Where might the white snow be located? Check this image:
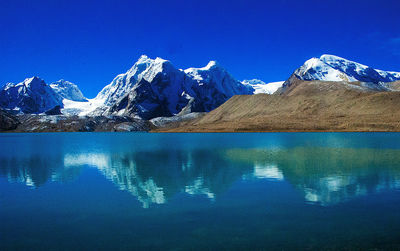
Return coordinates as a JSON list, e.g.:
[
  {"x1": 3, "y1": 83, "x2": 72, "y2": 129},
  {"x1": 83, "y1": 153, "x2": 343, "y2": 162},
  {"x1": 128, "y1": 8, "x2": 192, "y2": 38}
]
[
  {"x1": 298, "y1": 57, "x2": 357, "y2": 82},
  {"x1": 61, "y1": 98, "x2": 104, "y2": 116},
  {"x1": 95, "y1": 55, "x2": 174, "y2": 106},
  {"x1": 242, "y1": 79, "x2": 284, "y2": 94},
  {"x1": 50, "y1": 79, "x2": 87, "y2": 102},
  {"x1": 295, "y1": 54, "x2": 400, "y2": 83},
  {"x1": 184, "y1": 60, "x2": 253, "y2": 98}
]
